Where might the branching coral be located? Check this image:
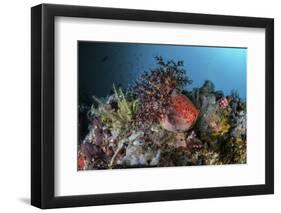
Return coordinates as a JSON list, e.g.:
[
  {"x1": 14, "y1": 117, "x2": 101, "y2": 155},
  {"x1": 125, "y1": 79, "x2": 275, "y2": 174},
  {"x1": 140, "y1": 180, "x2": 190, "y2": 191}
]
[{"x1": 133, "y1": 56, "x2": 192, "y2": 127}]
